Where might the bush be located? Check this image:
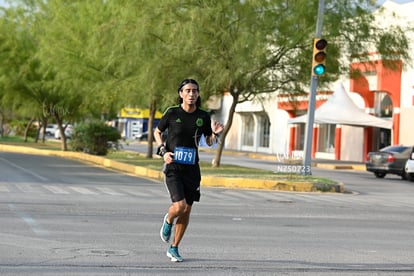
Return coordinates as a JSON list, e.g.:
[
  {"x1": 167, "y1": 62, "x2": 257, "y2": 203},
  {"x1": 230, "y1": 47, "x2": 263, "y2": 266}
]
[
  {"x1": 70, "y1": 121, "x2": 121, "y2": 155},
  {"x1": 9, "y1": 120, "x2": 38, "y2": 138}
]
